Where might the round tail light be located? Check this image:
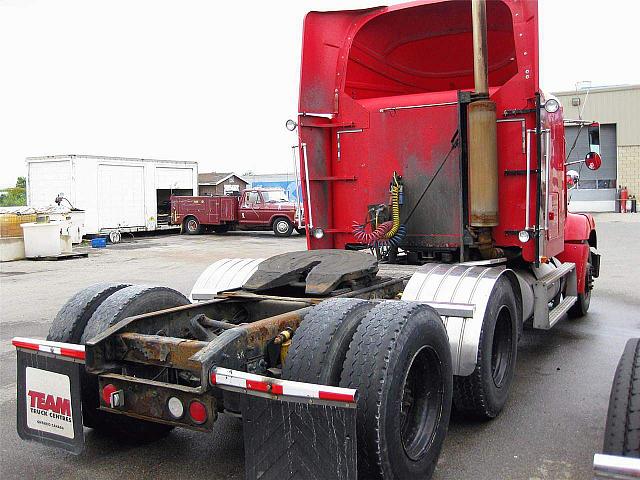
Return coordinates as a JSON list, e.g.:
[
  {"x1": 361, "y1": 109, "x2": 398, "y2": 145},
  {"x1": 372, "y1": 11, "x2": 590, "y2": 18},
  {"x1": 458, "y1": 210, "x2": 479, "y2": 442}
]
[
  {"x1": 102, "y1": 384, "x2": 118, "y2": 406},
  {"x1": 189, "y1": 400, "x2": 208, "y2": 424},
  {"x1": 167, "y1": 397, "x2": 184, "y2": 419}
]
